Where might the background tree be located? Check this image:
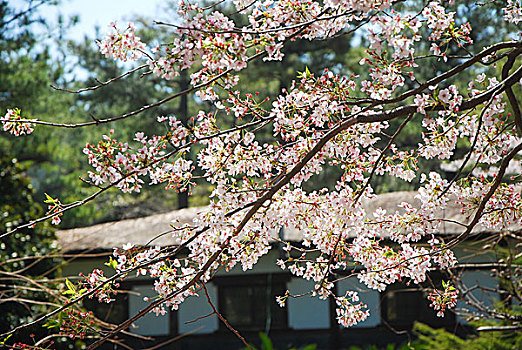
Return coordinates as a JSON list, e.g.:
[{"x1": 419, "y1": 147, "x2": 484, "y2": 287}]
[
  {"x1": 0, "y1": 149, "x2": 59, "y2": 341},
  {"x1": 0, "y1": 1, "x2": 67, "y2": 346}
]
